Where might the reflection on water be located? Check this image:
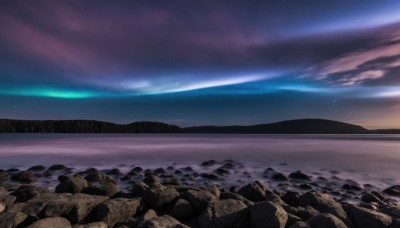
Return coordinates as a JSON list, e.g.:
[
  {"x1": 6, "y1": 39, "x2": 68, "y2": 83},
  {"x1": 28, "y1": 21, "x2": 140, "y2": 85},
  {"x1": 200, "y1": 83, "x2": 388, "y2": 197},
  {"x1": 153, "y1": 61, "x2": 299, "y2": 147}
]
[{"x1": 0, "y1": 134, "x2": 399, "y2": 188}]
